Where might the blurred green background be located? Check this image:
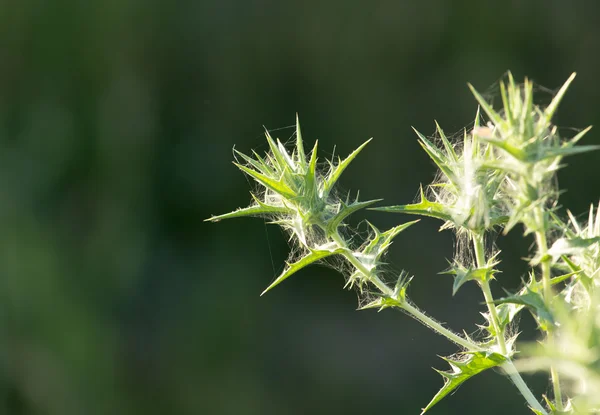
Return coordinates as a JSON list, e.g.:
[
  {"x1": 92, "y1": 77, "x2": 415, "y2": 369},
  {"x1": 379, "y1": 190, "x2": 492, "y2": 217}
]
[{"x1": 0, "y1": 1, "x2": 599, "y2": 414}]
